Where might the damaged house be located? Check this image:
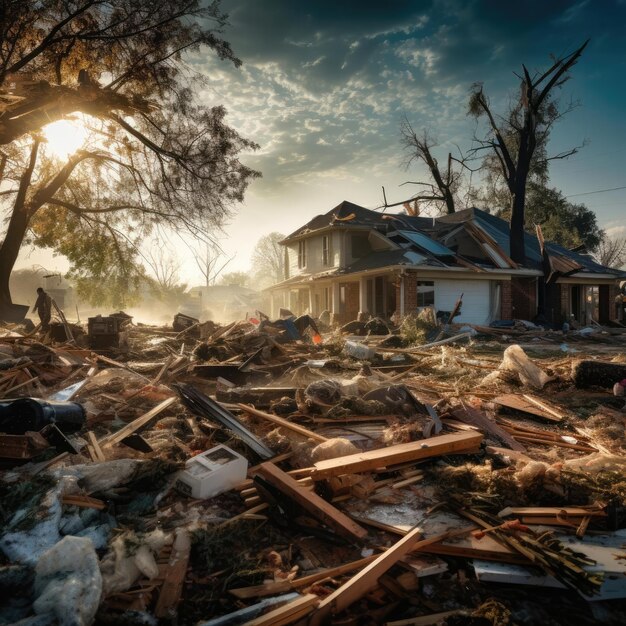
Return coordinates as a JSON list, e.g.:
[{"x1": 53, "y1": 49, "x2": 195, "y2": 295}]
[{"x1": 267, "y1": 201, "x2": 626, "y2": 326}]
